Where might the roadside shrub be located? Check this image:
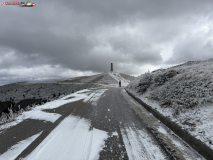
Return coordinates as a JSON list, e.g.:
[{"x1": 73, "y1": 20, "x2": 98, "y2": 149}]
[
  {"x1": 138, "y1": 71, "x2": 152, "y2": 93},
  {"x1": 154, "y1": 69, "x2": 178, "y2": 85},
  {"x1": 149, "y1": 78, "x2": 213, "y2": 109},
  {"x1": 0, "y1": 112, "x2": 7, "y2": 123}
]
